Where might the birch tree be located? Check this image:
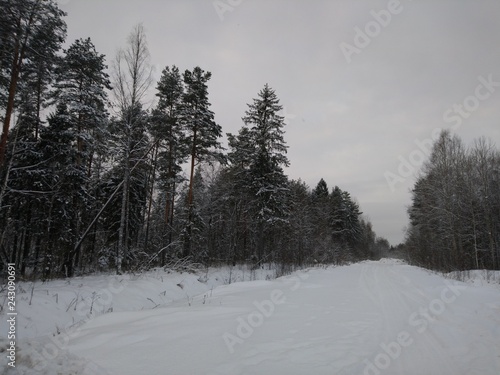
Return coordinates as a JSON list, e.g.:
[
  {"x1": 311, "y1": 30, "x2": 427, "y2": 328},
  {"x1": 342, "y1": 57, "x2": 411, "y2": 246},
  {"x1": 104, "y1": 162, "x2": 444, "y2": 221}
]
[{"x1": 111, "y1": 24, "x2": 153, "y2": 274}]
